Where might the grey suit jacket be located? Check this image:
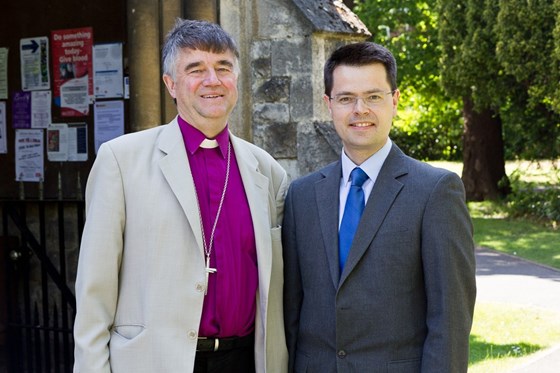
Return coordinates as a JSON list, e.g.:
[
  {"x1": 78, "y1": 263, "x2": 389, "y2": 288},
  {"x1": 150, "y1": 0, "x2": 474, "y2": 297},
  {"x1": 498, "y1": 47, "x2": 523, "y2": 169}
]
[
  {"x1": 283, "y1": 144, "x2": 476, "y2": 372},
  {"x1": 74, "y1": 118, "x2": 289, "y2": 372}
]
